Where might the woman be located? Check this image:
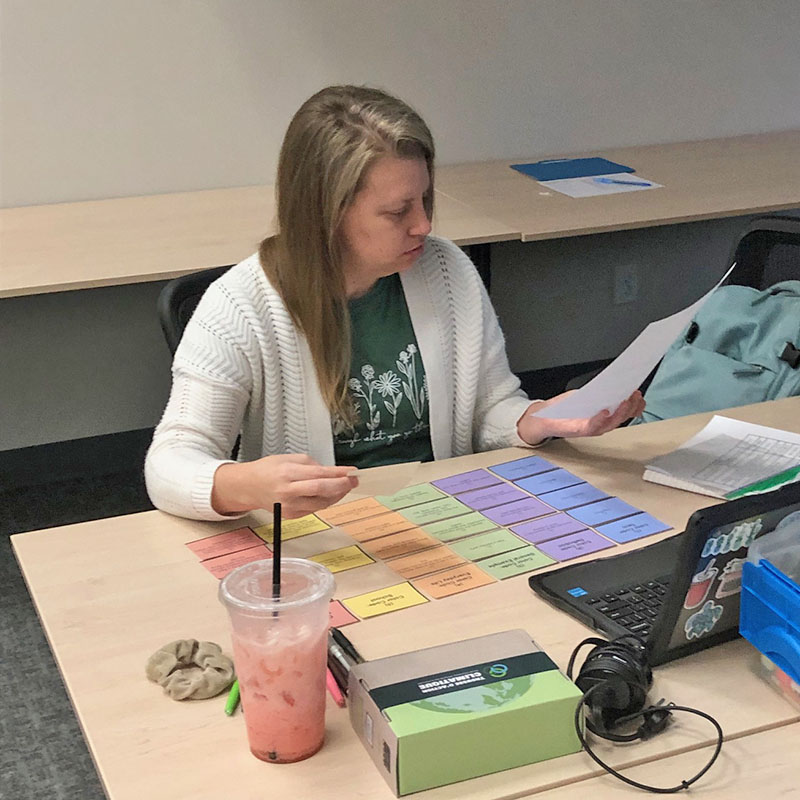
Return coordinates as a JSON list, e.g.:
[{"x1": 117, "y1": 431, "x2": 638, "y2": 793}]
[{"x1": 145, "y1": 85, "x2": 642, "y2": 521}]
